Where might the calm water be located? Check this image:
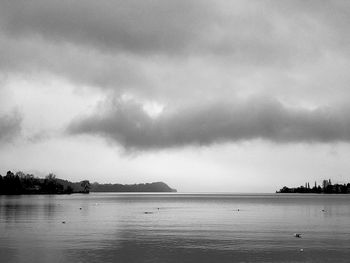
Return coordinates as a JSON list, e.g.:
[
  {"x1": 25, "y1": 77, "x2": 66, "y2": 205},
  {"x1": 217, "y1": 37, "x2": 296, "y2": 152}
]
[{"x1": 0, "y1": 193, "x2": 350, "y2": 263}]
